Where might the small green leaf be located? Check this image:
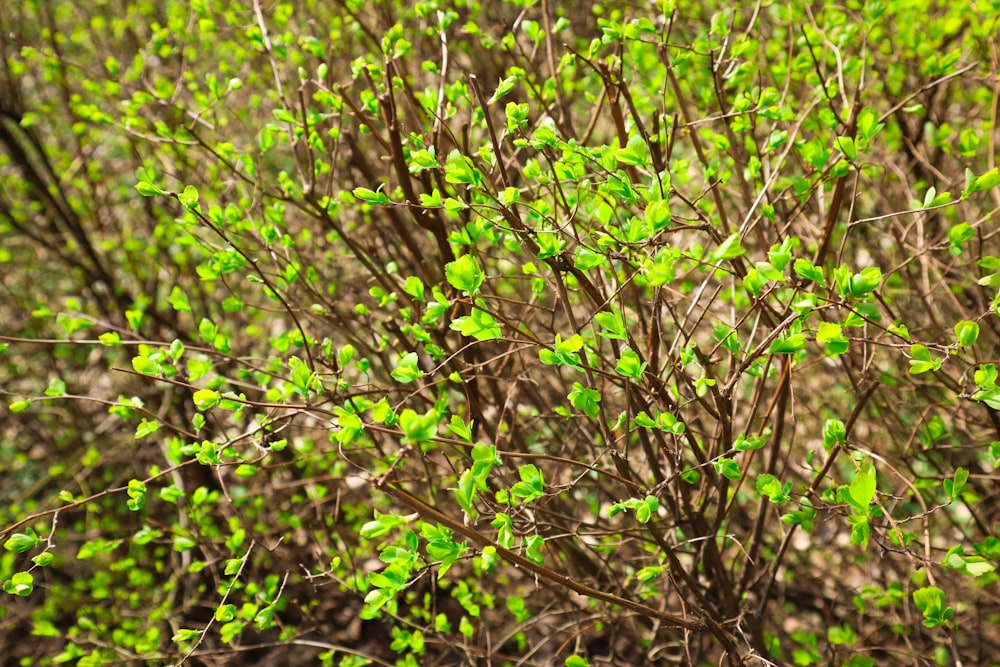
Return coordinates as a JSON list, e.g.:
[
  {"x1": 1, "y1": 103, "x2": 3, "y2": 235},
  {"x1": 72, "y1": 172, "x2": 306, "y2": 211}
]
[
  {"x1": 835, "y1": 136, "x2": 857, "y2": 161},
  {"x1": 954, "y1": 320, "x2": 979, "y2": 347},
  {"x1": 594, "y1": 309, "x2": 627, "y2": 340},
  {"x1": 847, "y1": 461, "x2": 877, "y2": 511},
  {"x1": 644, "y1": 199, "x2": 671, "y2": 231},
  {"x1": 215, "y1": 604, "x2": 237, "y2": 623},
  {"x1": 178, "y1": 185, "x2": 199, "y2": 209},
  {"x1": 3, "y1": 571, "x2": 34, "y2": 596},
  {"x1": 827, "y1": 624, "x2": 857, "y2": 646},
  {"x1": 568, "y1": 382, "x2": 601, "y2": 419},
  {"x1": 972, "y1": 167, "x2": 1000, "y2": 193},
  {"x1": 391, "y1": 352, "x2": 424, "y2": 383},
  {"x1": 769, "y1": 333, "x2": 806, "y2": 354},
  {"x1": 615, "y1": 347, "x2": 647, "y2": 379},
  {"x1": 710, "y1": 233, "x2": 745, "y2": 262},
  {"x1": 445, "y1": 254, "x2": 485, "y2": 295},
  {"x1": 131, "y1": 356, "x2": 159, "y2": 376},
  {"x1": 616, "y1": 134, "x2": 649, "y2": 166},
  {"x1": 944, "y1": 467, "x2": 969, "y2": 501},
  {"x1": 352, "y1": 187, "x2": 390, "y2": 204},
  {"x1": 908, "y1": 344, "x2": 940, "y2": 375},
  {"x1": 403, "y1": 276, "x2": 425, "y2": 301},
  {"x1": 715, "y1": 458, "x2": 741, "y2": 481},
  {"x1": 450, "y1": 302, "x2": 502, "y2": 340},
  {"x1": 135, "y1": 181, "x2": 164, "y2": 196},
  {"x1": 912, "y1": 586, "x2": 953, "y2": 627},
  {"x1": 192, "y1": 389, "x2": 220, "y2": 410},
  {"x1": 756, "y1": 474, "x2": 790, "y2": 503},
  {"x1": 793, "y1": 257, "x2": 826, "y2": 284},
  {"x1": 99, "y1": 331, "x2": 122, "y2": 346},
  {"x1": 31, "y1": 552, "x2": 54, "y2": 567},
  {"x1": 4, "y1": 530, "x2": 41, "y2": 553},
  {"x1": 733, "y1": 434, "x2": 766, "y2": 451},
  {"x1": 487, "y1": 75, "x2": 517, "y2": 105},
  {"x1": 447, "y1": 415, "x2": 473, "y2": 442},
  {"x1": 399, "y1": 408, "x2": 438, "y2": 444}
]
